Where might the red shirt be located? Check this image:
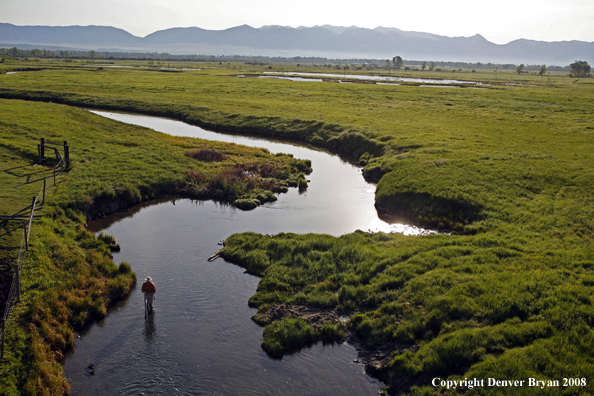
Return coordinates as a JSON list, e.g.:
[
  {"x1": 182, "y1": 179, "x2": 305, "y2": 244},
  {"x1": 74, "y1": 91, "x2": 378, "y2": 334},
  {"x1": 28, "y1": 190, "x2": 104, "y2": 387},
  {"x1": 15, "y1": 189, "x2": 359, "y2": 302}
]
[{"x1": 142, "y1": 281, "x2": 156, "y2": 294}]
